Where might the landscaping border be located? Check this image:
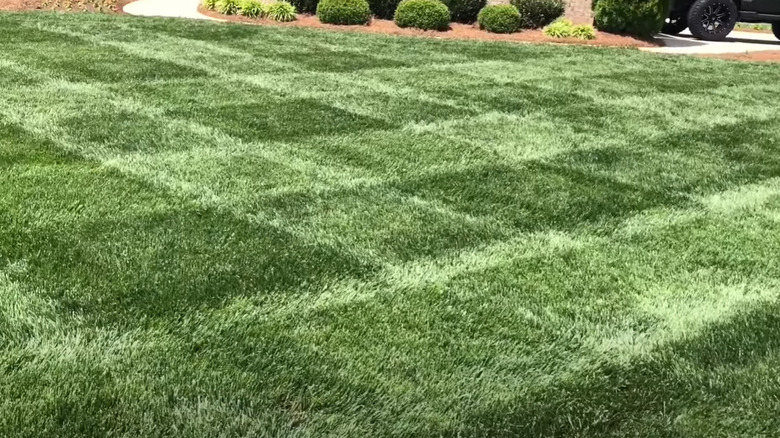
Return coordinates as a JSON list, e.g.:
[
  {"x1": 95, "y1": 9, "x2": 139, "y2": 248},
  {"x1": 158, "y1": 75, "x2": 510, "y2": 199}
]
[{"x1": 198, "y1": 7, "x2": 656, "y2": 47}]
